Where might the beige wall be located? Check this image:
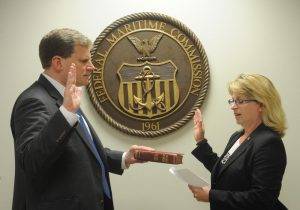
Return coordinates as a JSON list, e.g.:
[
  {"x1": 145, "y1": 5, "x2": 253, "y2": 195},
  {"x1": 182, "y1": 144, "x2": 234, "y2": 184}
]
[{"x1": 1, "y1": 0, "x2": 299, "y2": 209}]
